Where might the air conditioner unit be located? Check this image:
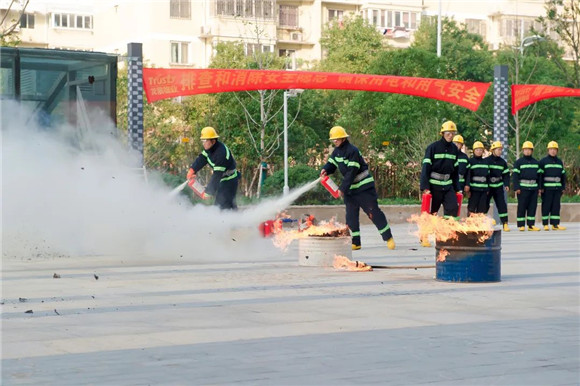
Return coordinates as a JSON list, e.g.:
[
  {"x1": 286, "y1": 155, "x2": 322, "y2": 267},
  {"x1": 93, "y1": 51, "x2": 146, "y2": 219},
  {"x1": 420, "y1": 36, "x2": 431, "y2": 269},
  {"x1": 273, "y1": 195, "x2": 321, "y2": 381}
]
[
  {"x1": 200, "y1": 25, "x2": 211, "y2": 36},
  {"x1": 290, "y1": 32, "x2": 302, "y2": 41}
]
